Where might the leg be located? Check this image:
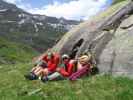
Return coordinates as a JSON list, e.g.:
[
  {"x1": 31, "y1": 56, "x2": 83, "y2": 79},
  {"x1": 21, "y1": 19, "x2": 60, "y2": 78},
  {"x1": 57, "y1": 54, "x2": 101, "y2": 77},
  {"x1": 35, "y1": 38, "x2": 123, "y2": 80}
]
[
  {"x1": 41, "y1": 72, "x2": 64, "y2": 82},
  {"x1": 47, "y1": 72, "x2": 63, "y2": 81},
  {"x1": 31, "y1": 66, "x2": 37, "y2": 72},
  {"x1": 24, "y1": 66, "x2": 42, "y2": 80},
  {"x1": 69, "y1": 67, "x2": 90, "y2": 81},
  {"x1": 34, "y1": 67, "x2": 43, "y2": 76}
]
